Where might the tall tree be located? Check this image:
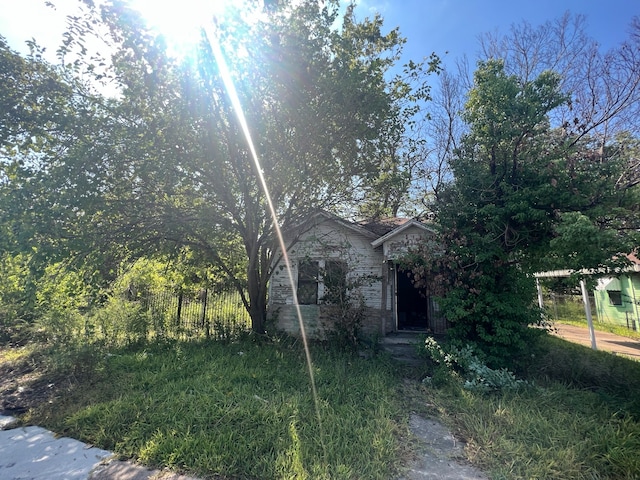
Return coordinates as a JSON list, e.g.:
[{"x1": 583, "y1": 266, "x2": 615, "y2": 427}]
[
  {"x1": 420, "y1": 14, "x2": 640, "y2": 218},
  {"x1": 478, "y1": 13, "x2": 640, "y2": 145},
  {"x1": 408, "y1": 61, "x2": 636, "y2": 366},
  {"x1": 356, "y1": 55, "x2": 441, "y2": 219},
  {"x1": 1, "y1": 0, "x2": 412, "y2": 333}
]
